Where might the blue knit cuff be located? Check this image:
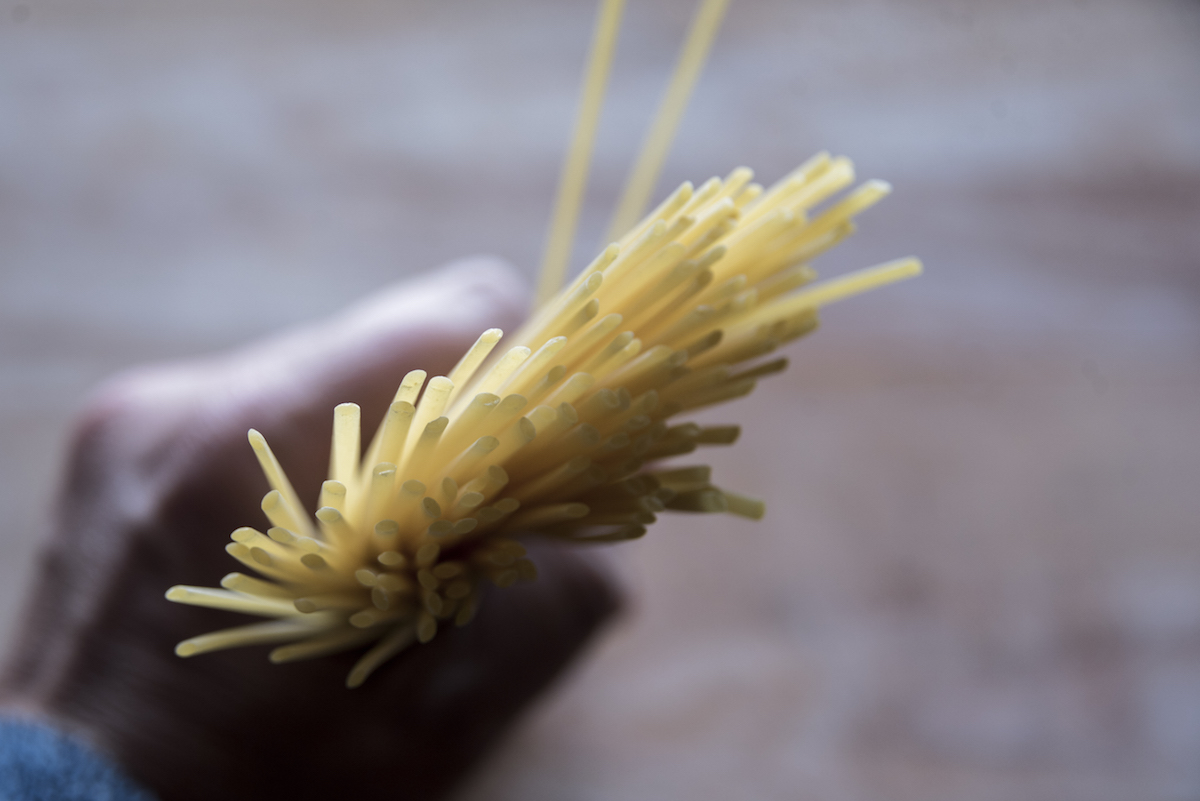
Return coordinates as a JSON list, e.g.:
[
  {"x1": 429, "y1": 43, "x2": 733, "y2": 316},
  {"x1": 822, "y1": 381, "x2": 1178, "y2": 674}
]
[{"x1": 0, "y1": 717, "x2": 156, "y2": 801}]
